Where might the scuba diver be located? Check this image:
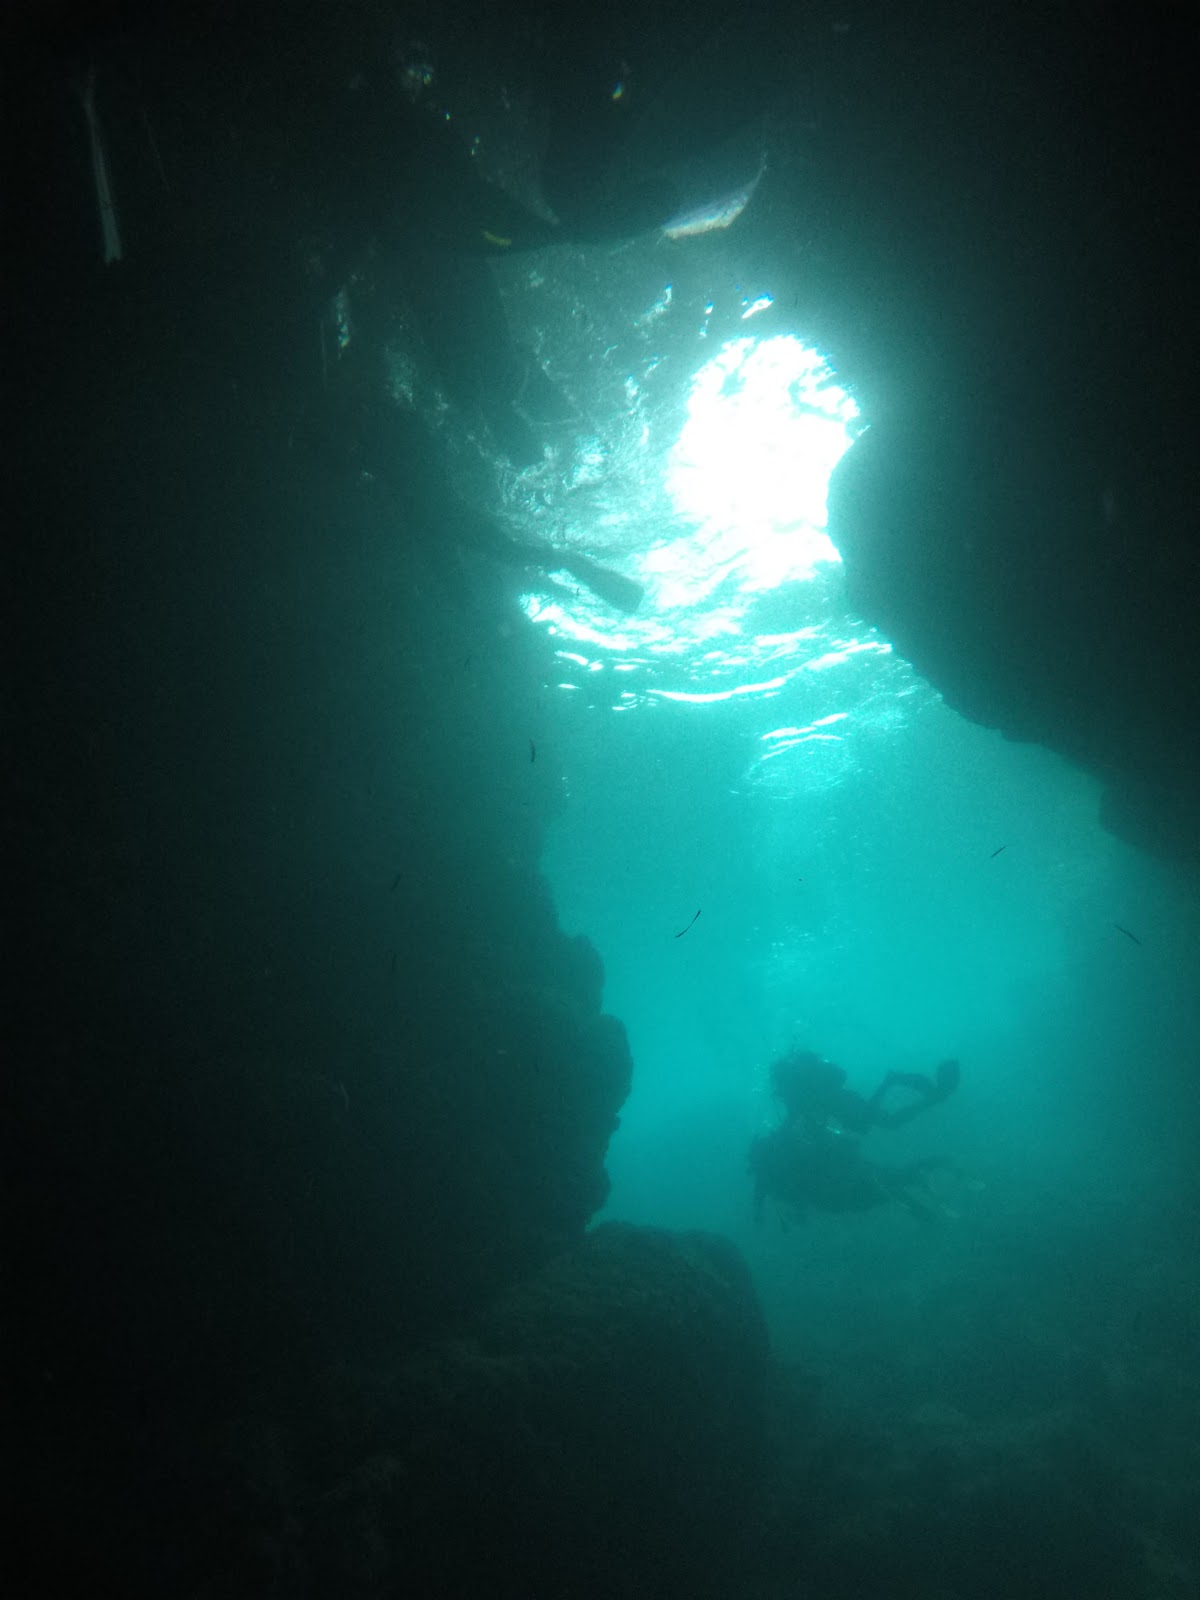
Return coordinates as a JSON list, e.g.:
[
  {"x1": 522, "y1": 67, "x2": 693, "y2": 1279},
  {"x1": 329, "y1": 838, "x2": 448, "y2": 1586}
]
[
  {"x1": 748, "y1": 1049, "x2": 961, "y2": 1224},
  {"x1": 769, "y1": 1048, "x2": 960, "y2": 1135}
]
